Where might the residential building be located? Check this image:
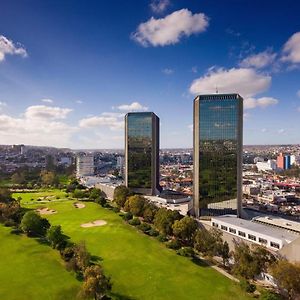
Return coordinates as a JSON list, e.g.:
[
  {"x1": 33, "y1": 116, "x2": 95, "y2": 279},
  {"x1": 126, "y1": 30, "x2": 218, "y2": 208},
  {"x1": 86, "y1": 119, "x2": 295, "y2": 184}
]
[
  {"x1": 193, "y1": 93, "x2": 243, "y2": 218},
  {"x1": 125, "y1": 112, "x2": 161, "y2": 195}
]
